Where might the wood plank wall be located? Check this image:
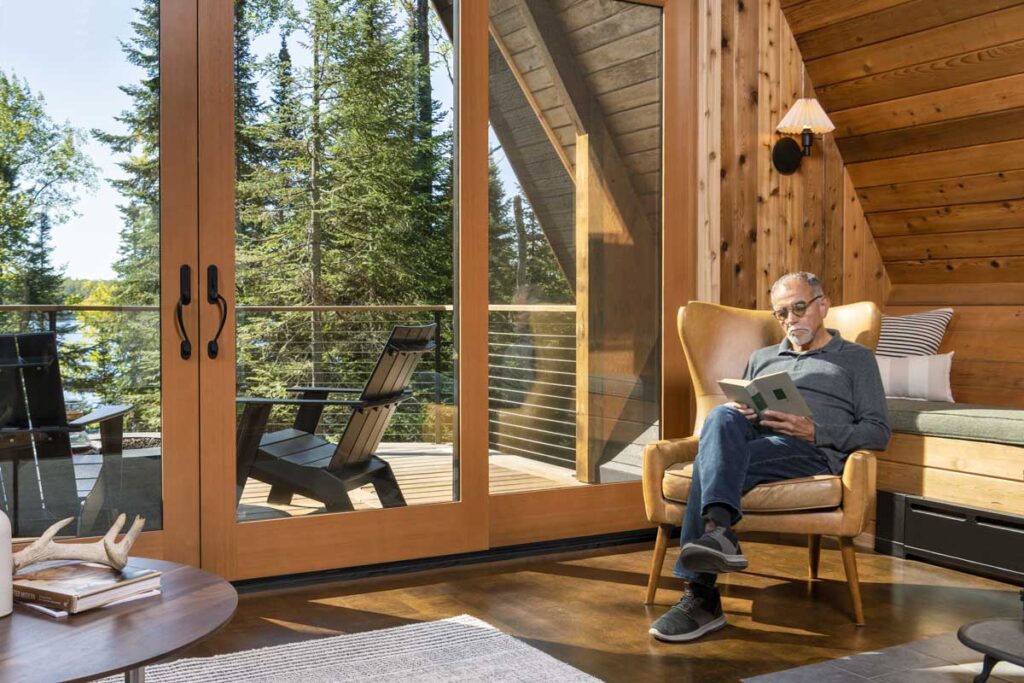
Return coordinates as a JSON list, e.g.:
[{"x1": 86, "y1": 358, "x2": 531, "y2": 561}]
[
  {"x1": 715, "y1": 0, "x2": 888, "y2": 310},
  {"x1": 782, "y1": 0, "x2": 1024, "y2": 408},
  {"x1": 788, "y1": 0, "x2": 1024, "y2": 298}
]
